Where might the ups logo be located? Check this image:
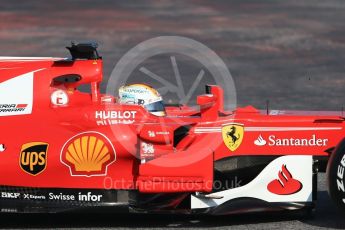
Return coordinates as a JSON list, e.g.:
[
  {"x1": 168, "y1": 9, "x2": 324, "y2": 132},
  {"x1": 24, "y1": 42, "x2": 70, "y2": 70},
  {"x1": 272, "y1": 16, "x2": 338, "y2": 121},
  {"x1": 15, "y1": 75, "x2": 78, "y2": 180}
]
[{"x1": 20, "y1": 142, "x2": 48, "y2": 176}]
